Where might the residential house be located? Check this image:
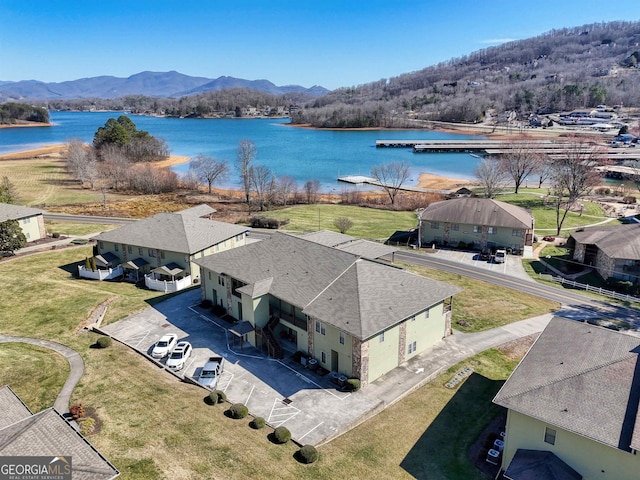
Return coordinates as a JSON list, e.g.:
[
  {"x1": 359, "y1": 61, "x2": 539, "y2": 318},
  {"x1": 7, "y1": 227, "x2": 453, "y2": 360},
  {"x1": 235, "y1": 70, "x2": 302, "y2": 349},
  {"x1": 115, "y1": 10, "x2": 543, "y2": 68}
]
[
  {"x1": 493, "y1": 317, "x2": 640, "y2": 480},
  {"x1": 0, "y1": 385, "x2": 119, "y2": 479},
  {"x1": 568, "y1": 224, "x2": 640, "y2": 282},
  {"x1": 418, "y1": 198, "x2": 534, "y2": 256},
  {"x1": 0, "y1": 202, "x2": 46, "y2": 242},
  {"x1": 195, "y1": 232, "x2": 461, "y2": 386},
  {"x1": 301, "y1": 230, "x2": 398, "y2": 260},
  {"x1": 84, "y1": 205, "x2": 249, "y2": 291}
]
